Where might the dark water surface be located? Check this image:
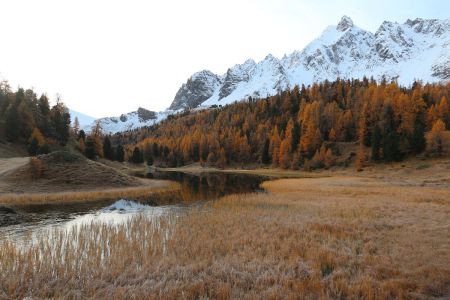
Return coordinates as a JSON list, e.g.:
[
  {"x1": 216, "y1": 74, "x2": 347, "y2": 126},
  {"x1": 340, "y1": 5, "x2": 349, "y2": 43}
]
[{"x1": 0, "y1": 171, "x2": 266, "y2": 240}]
